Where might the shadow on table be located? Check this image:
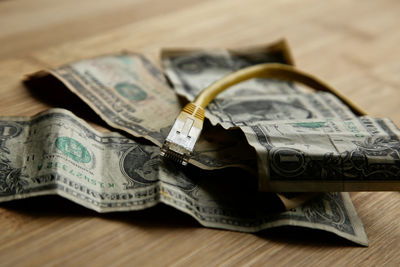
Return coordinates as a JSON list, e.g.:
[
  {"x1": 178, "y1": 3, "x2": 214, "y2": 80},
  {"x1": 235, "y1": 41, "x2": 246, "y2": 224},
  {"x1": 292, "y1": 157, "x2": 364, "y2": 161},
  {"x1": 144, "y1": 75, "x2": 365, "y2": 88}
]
[
  {"x1": 0, "y1": 195, "x2": 197, "y2": 230},
  {"x1": 24, "y1": 74, "x2": 111, "y2": 129},
  {"x1": 1, "y1": 195, "x2": 359, "y2": 247},
  {"x1": 257, "y1": 227, "x2": 359, "y2": 247}
]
